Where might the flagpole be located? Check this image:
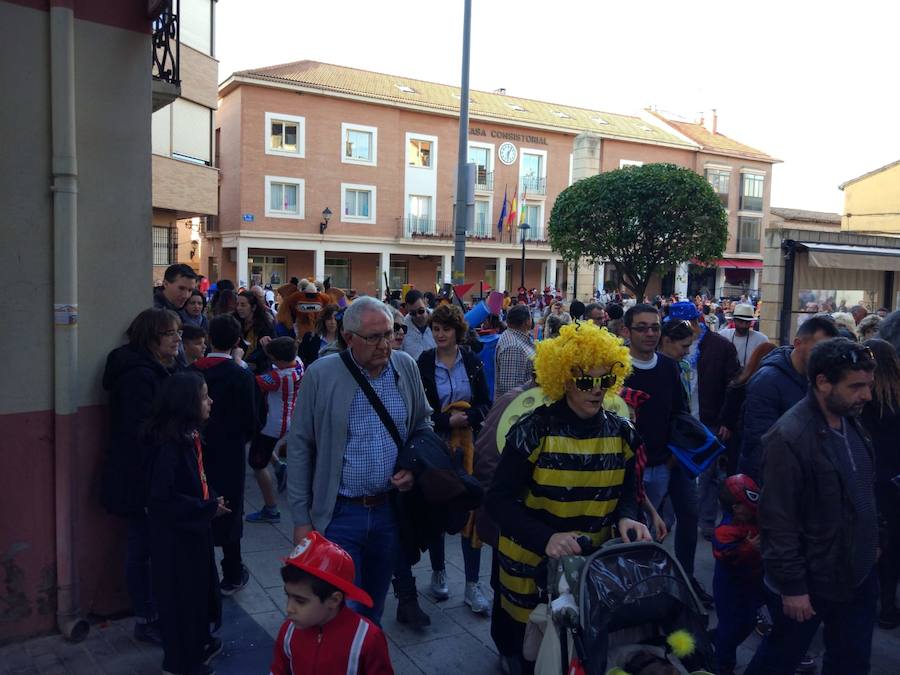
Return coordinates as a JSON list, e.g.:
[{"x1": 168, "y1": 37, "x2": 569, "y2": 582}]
[{"x1": 451, "y1": 0, "x2": 473, "y2": 287}]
